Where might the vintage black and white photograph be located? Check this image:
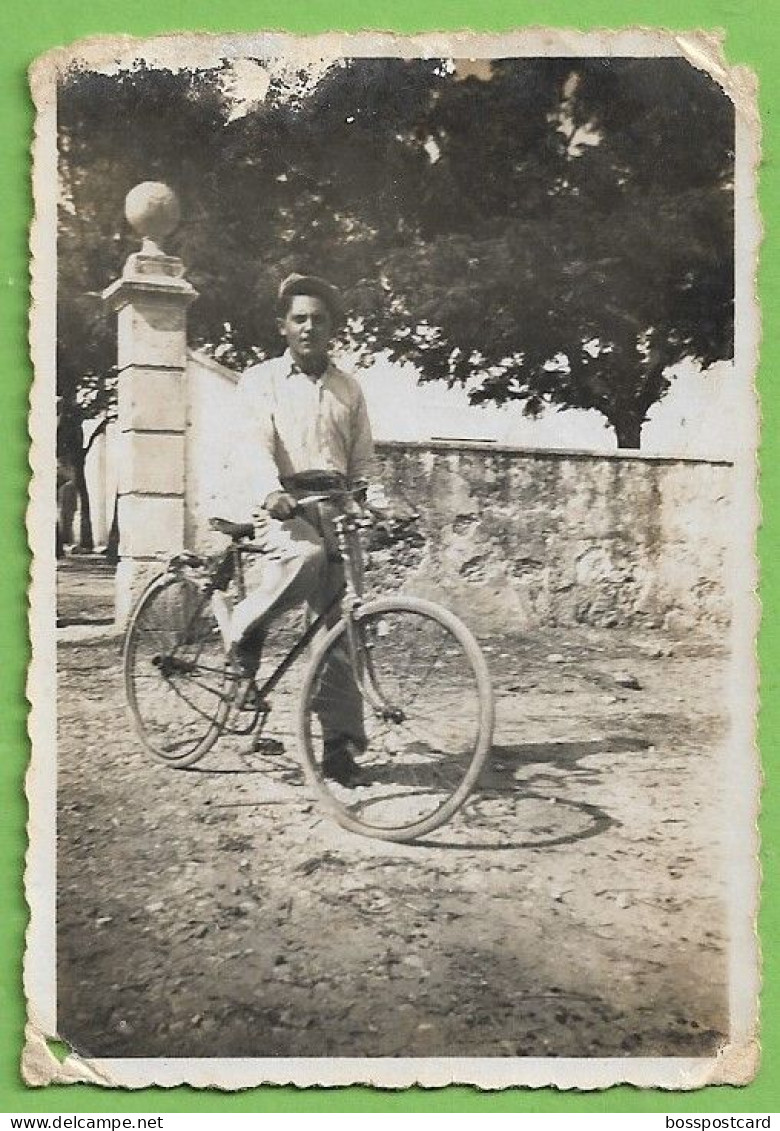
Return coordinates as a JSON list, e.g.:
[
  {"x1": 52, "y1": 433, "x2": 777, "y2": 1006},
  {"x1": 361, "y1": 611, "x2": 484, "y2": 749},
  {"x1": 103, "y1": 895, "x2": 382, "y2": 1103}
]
[{"x1": 26, "y1": 30, "x2": 759, "y2": 1089}]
